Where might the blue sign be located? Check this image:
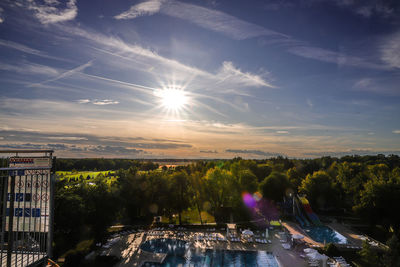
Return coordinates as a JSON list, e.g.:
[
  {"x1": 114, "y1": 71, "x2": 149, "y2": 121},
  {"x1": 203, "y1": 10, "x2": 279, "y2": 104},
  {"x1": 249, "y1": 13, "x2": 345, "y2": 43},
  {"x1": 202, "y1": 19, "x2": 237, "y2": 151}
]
[
  {"x1": 7, "y1": 193, "x2": 32, "y2": 202},
  {"x1": 6, "y1": 208, "x2": 41, "y2": 217}
]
